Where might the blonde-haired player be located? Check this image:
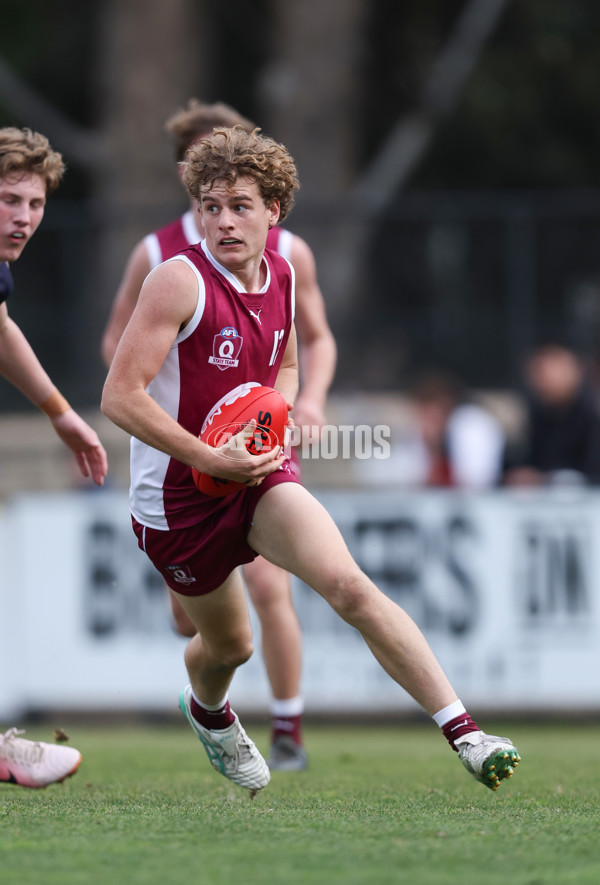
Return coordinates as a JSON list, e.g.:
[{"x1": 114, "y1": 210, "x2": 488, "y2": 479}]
[{"x1": 0, "y1": 126, "x2": 107, "y2": 788}]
